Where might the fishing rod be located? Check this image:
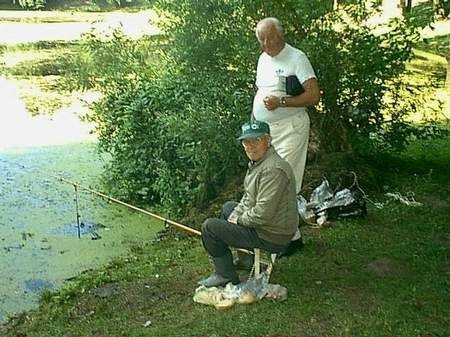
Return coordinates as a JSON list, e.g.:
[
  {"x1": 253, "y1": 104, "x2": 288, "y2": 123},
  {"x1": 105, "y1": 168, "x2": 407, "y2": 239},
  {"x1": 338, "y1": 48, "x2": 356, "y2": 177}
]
[
  {"x1": 0, "y1": 156, "x2": 200, "y2": 236},
  {"x1": 55, "y1": 176, "x2": 201, "y2": 237},
  {"x1": 56, "y1": 176, "x2": 255, "y2": 256},
  {"x1": 55, "y1": 176, "x2": 262, "y2": 255},
  {"x1": 1, "y1": 156, "x2": 255, "y2": 255},
  {"x1": 55, "y1": 176, "x2": 260, "y2": 255}
]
